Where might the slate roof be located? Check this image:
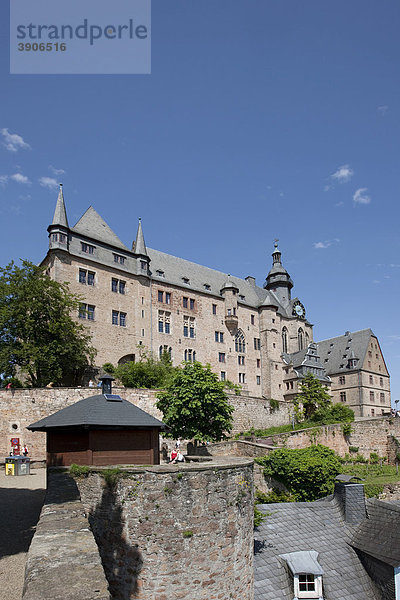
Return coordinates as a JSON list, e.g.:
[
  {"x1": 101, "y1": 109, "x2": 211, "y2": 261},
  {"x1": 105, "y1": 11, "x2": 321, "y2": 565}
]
[
  {"x1": 288, "y1": 329, "x2": 374, "y2": 375},
  {"x1": 72, "y1": 206, "x2": 129, "y2": 250},
  {"x1": 51, "y1": 184, "x2": 69, "y2": 228},
  {"x1": 27, "y1": 394, "x2": 165, "y2": 430},
  {"x1": 50, "y1": 195, "x2": 309, "y2": 319},
  {"x1": 254, "y1": 497, "x2": 380, "y2": 600},
  {"x1": 351, "y1": 498, "x2": 400, "y2": 567}
]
